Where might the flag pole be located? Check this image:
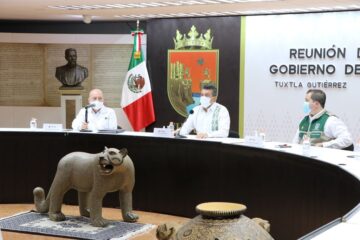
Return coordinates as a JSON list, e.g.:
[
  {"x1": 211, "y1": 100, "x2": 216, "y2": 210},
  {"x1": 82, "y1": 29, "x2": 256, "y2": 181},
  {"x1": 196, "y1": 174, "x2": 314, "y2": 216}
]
[{"x1": 121, "y1": 19, "x2": 155, "y2": 131}]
